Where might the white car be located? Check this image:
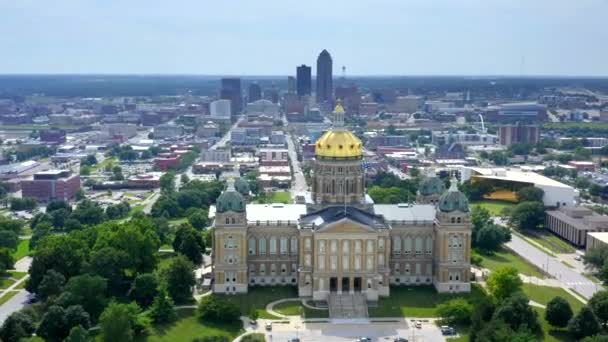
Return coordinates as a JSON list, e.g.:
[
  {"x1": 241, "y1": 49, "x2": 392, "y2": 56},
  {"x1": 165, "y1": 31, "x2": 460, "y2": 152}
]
[
  {"x1": 265, "y1": 322, "x2": 272, "y2": 331},
  {"x1": 415, "y1": 321, "x2": 422, "y2": 329}
]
